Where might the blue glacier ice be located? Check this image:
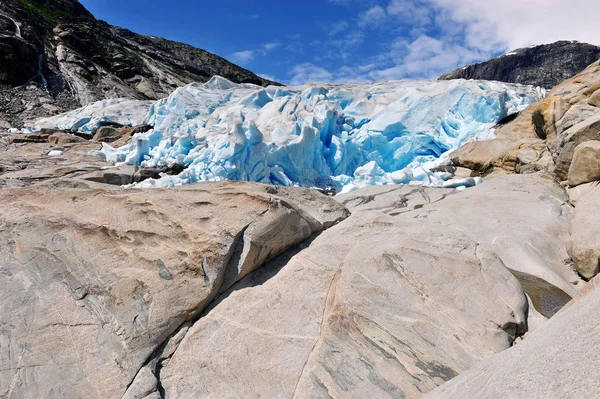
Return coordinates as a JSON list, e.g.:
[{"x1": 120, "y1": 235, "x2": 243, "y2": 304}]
[{"x1": 29, "y1": 76, "x2": 546, "y2": 193}]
